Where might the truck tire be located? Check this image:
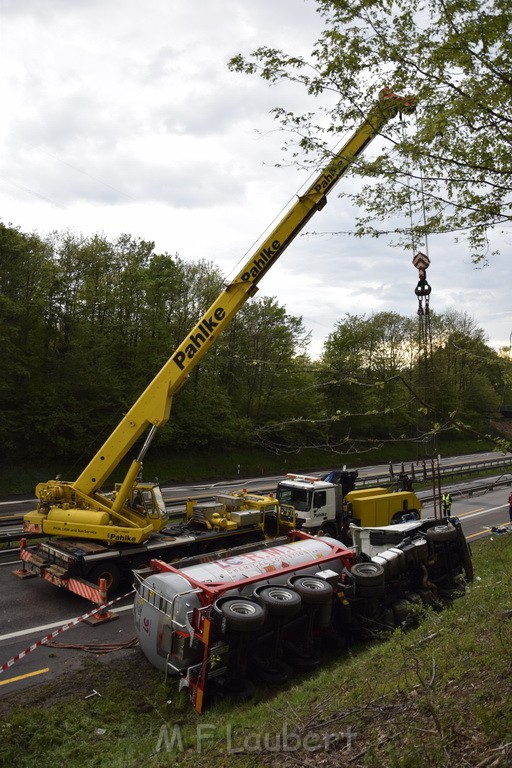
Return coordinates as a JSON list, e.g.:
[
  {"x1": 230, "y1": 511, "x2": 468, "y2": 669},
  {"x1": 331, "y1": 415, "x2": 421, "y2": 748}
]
[
  {"x1": 213, "y1": 676, "x2": 255, "y2": 702},
  {"x1": 215, "y1": 597, "x2": 266, "y2": 633},
  {"x1": 320, "y1": 523, "x2": 338, "y2": 539},
  {"x1": 253, "y1": 585, "x2": 302, "y2": 618},
  {"x1": 253, "y1": 659, "x2": 292, "y2": 685},
  {"x1": 87, "y1": 563, "x2": 121, "y2": 595},
  {"x1": 351, "y1": 562, "x2": 385, "y2": 587},
  {"x1": 425, "y1": 524, "x2": 457, "y2": 543},
  {"x1": 288, "y1": 576, "x2": 332, "y2": 605}
]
